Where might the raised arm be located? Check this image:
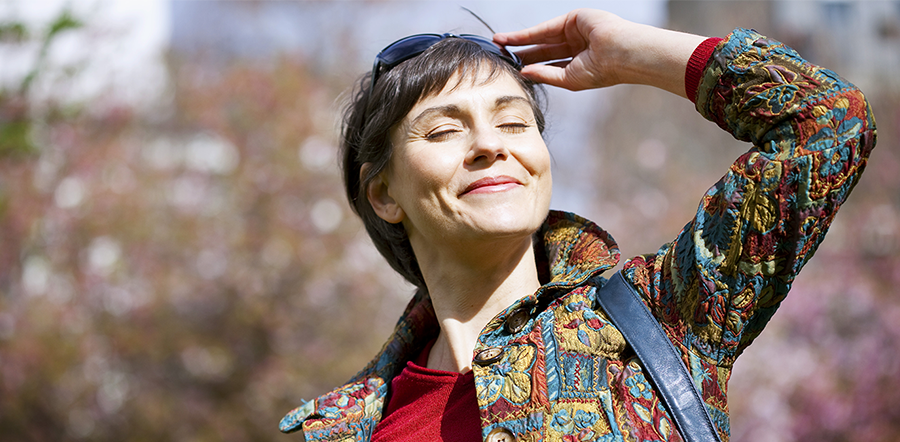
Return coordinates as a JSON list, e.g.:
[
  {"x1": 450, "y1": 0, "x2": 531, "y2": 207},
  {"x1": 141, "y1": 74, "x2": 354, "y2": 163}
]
[
  {"x1": 493, "y1": 8, "x2": 707, "y2": 97},
  {"x1": 502, "y1": 11, "x2": 877, "y2": 365}
]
